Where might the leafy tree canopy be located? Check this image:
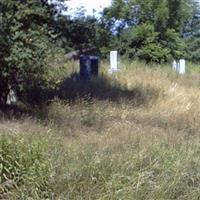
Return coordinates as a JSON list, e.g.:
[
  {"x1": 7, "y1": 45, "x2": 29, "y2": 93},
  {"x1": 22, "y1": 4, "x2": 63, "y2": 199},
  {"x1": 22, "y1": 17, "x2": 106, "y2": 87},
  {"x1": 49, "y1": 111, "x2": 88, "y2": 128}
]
[
  {"x1": 103, "y1": 0, "x2": 192, "y2": 63},
  {"x1": 0, "y1": 0, "x2": 64, "y2": 104}
]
